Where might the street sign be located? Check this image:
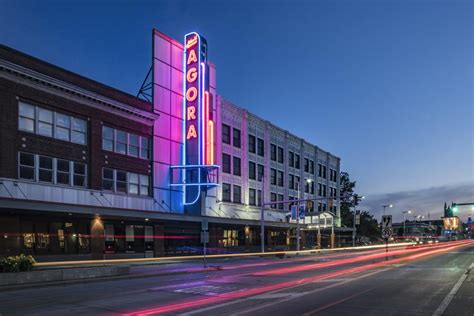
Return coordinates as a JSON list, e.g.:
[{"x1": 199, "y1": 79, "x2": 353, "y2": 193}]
[
  {"x1": 299, "y1": 205, "x2": 305, "y2": 219},
  {"x1": 291, "y1": 205, "x2": 297, "y2": 220},
  {"x1": 200, "y1": 231, "x2": 209, "y2": 244},
  {"x1": 201, "y1": 219, "x2": 208, "y2": 231},
  {"x1": 382, "y1": 215, "x2": 392, "y2": 228},
  {"x1": 382, "y1": 227, "x2": 393, "y2": 239}
]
